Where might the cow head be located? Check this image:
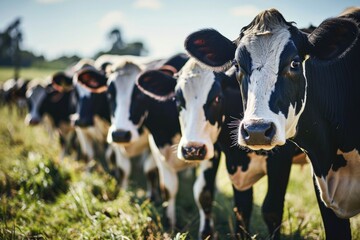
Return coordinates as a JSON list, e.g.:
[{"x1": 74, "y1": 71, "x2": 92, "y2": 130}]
[
  {"x1": 136, "y1": 59, "x2": 227, "y2": 161},
  {"x1": 185, "y1": 8, "x2": 359, "y2": 150},
  {"x1": 106, "y1": 61, "x2": 144, "y2": 144},
  {"x1": 175, "y1": 59, "x2": 226, "y2": 161},
  {"x1": 25, "y1": 82, "x2": 48, "y2": 125},
  {"x1": 74, "y1": 66, "x2": 110, "y2": 128}
]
